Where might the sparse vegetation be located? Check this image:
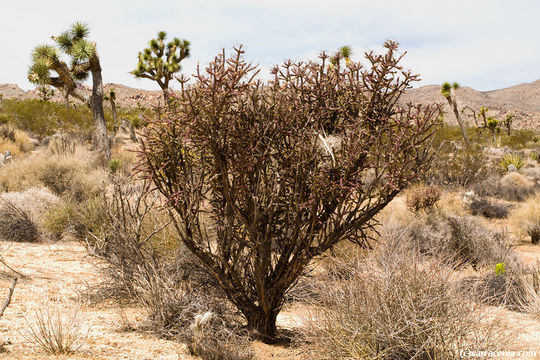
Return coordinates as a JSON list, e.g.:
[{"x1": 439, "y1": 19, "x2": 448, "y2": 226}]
[
  {"x1": 306, "y1": 245, "x2": 506, "y2": 359},
  {"x1": 20, "y1": 298, "x2": 88, "y2": 355}
]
